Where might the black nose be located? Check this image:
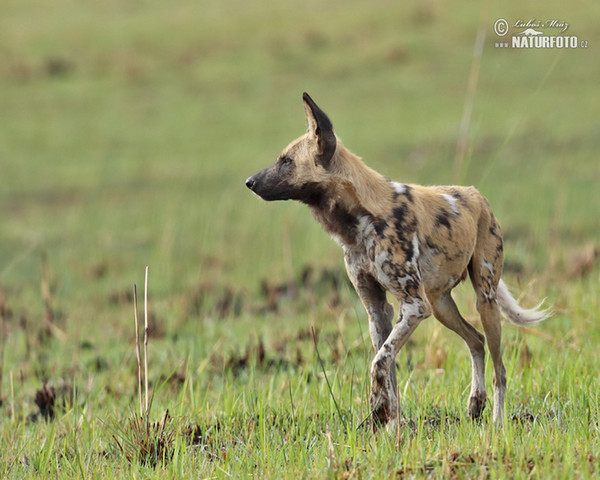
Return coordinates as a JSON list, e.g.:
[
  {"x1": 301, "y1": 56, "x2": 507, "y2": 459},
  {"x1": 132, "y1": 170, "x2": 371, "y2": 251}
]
[{"x1": 245, "y1": 177, "x2": 255, "y2": 190}]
